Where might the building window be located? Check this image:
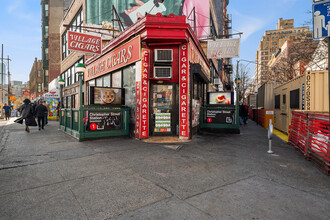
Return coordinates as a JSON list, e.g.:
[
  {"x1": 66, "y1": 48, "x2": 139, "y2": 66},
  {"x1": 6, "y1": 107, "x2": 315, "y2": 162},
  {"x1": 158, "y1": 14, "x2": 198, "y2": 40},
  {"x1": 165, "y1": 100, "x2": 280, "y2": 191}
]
[
  {"x1": 38, "y1": 83, "x2": 42, "y2": 92},
  {"x1": 45, "y1": 26, "x2": 49, "y2": 37},
  {"x1": 61, "y1": 8, "x2": 83, "y2": 60},
  {"x1": 45, "y1": 48, "x2": 49, "y2": 59},
  {"x1": 45, "y1": 4, "x2": 48, "y2": 17}
]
